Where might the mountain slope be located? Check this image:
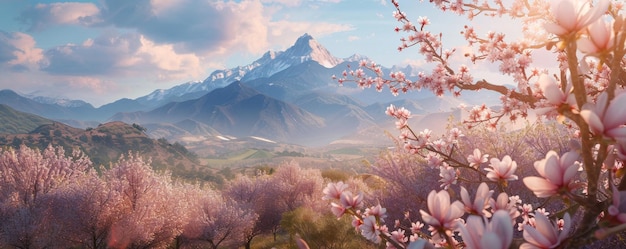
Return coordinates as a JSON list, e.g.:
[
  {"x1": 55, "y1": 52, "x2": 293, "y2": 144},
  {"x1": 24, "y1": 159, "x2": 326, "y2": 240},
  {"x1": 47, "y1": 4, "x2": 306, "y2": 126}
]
[
  {"x1": 0, "y1": 104, "x2": 54, "y2": 134},
  {"x1": 0, "y1": 121, "x2": 210, "y2": 180},
  {"x1": 111, "y1": 82, "x2": 326, "y2": 145}
]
